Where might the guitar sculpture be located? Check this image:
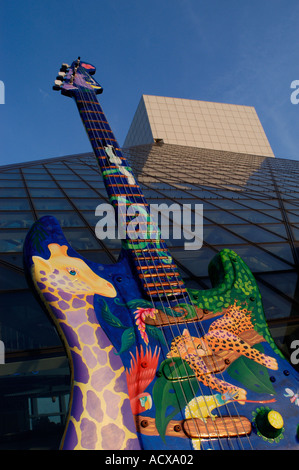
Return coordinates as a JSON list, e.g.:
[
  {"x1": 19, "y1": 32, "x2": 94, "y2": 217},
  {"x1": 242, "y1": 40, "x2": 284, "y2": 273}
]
[{"x1": 23, "y1": 58, "x2": 299, "y2": 450}]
